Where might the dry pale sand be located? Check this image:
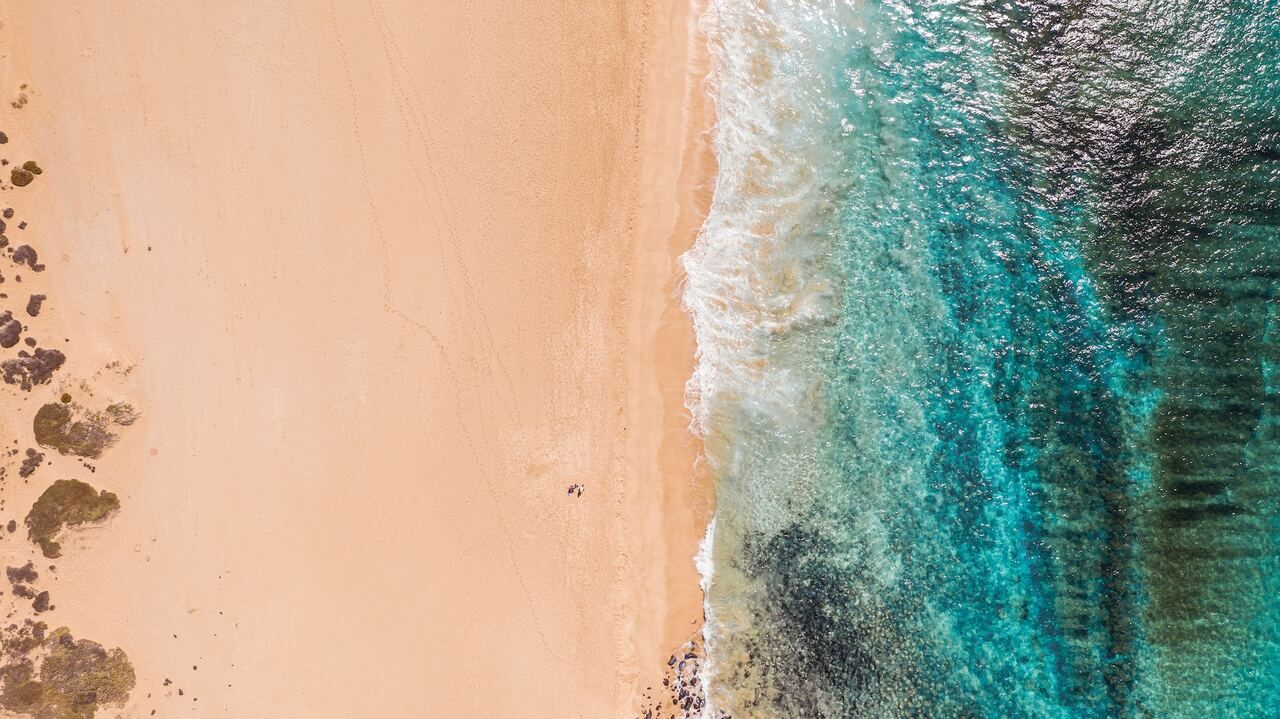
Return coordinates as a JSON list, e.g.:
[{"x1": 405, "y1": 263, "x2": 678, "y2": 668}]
[{"x1": 0, "y1": 0, "x2": 713, "y2": 716}]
